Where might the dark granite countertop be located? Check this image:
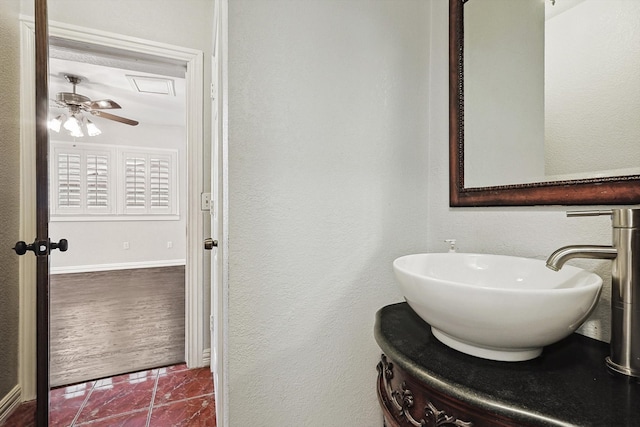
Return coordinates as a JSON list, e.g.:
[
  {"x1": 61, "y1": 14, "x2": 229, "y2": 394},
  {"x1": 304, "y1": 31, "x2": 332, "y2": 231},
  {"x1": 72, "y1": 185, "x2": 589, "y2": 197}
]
[{"x1": 374, "y1": 302, "x2": 640, "y2": 427}]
